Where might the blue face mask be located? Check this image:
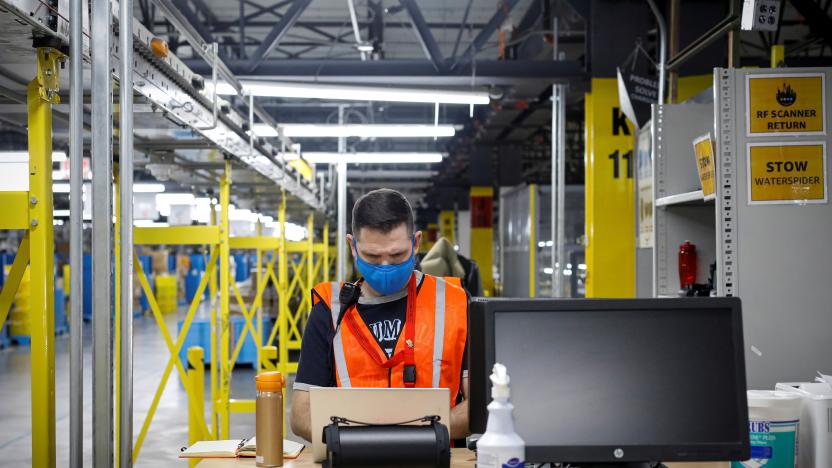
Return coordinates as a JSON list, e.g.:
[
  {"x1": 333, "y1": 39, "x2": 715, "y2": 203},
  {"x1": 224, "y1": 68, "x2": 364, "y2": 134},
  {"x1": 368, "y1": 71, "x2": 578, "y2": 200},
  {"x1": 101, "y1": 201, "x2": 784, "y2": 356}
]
[{"x1": 353, "y1": 238, "x2": 415, "y2": 296}]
